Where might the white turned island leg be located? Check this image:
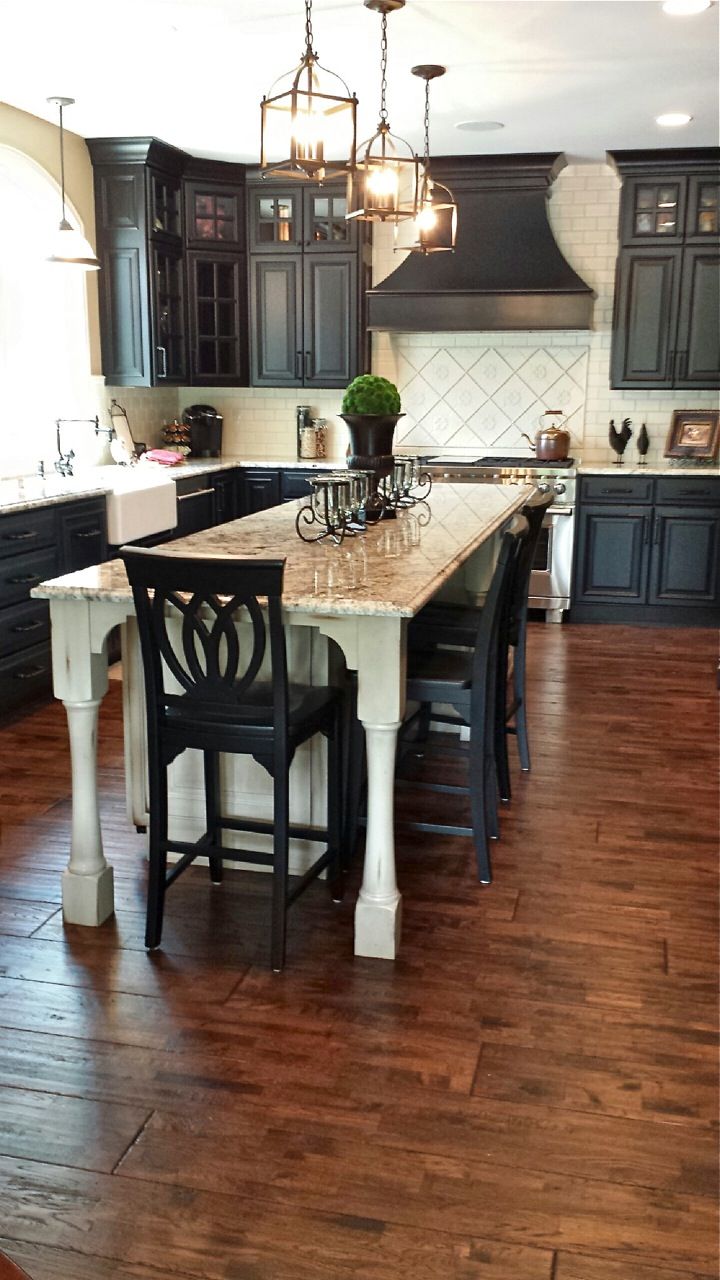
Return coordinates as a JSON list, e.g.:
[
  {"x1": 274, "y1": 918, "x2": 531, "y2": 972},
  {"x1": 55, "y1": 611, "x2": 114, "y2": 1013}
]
[
  {"x1": 49, "y1": 598, "x2": 118, "y2": 926},
  {"x1": 353, "y1": 615, "x2": 406, "y2": 959}
]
